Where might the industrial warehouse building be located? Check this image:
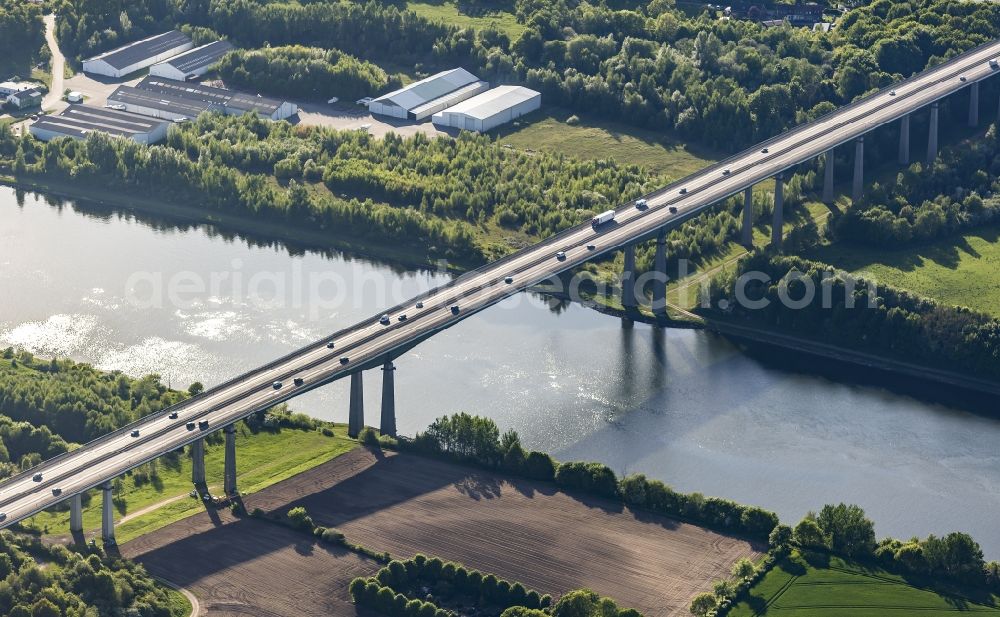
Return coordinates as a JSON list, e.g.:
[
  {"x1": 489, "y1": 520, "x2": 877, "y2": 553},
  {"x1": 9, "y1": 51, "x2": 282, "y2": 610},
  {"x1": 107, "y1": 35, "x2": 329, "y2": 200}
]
[
  {"x1": 108, "y1": 76, "x2": 296, "y2": 121},
  {"x1": 432, "y1": 86, "x2": 541, "y2": 133},
  {"x1": 29, "y1": 106, "x2": 171, "y2": 144},
  {"x1": 83, "y1": 31, "x2": 193, "y2": 78},
  {"x1": 368, "y1": 68, "x2": 488, "y2": 121},
  {"x1": 149, "y1": 40, "x2": 235, "y2": 81}
]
